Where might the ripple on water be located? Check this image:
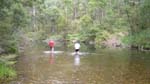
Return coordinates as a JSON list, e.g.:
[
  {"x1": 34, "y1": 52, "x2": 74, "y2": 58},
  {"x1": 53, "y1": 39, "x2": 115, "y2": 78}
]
[{"x1": 9, "y1": 48, "x2": 150, "y2": 84}]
